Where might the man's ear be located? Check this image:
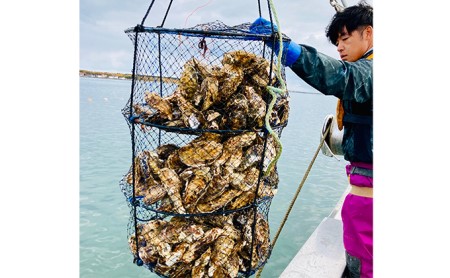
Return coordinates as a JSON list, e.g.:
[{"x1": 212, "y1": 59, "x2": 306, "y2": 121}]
[{"x1": 364, "y1": 26, "x2": 373, "y2": 40}]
